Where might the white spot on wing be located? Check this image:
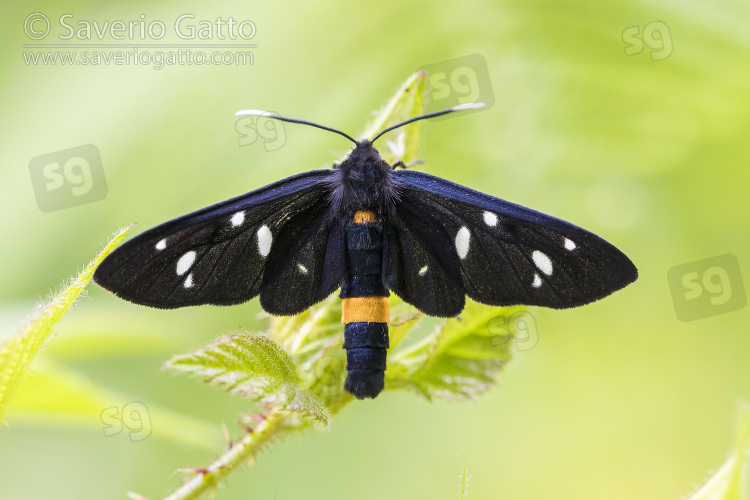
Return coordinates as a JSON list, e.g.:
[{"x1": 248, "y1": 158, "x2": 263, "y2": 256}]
[
  {"x1": 483, "y1": 211, "x2": 498, "y2": 227},
  {"x1": 184, "y1": 274, "x2": 194, "y2": 288},
  {"x1": 297, "y1": 263, "x2": 308, "y2": 274},
  {"x1": 456, "y1": 227, "x2": 471, "y2": 259},
  {"x1": 231, "y1": 211, "x2": 245, "y2": 227},
  {"x1": 419, "y1": 265, "x2": 428, "y2": 276},
  {"x1": 257, "y1": 225, "x2": 272, "y2": 257},
  {"x1": 532, "y1": 273, "x2": 542, "y2": 288},
  {"x1": 176, "y1": 251, "x2": 196, "y2": 276},
  {"x1": 155, "y1": 239, "x2": 167, "y2": 251},
  {"x1": 564, "y1": 238, "x2": 577, "y2": 251},
  {"x1": 532, "y1": 250, "x2": 553, "y2": 276}
]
